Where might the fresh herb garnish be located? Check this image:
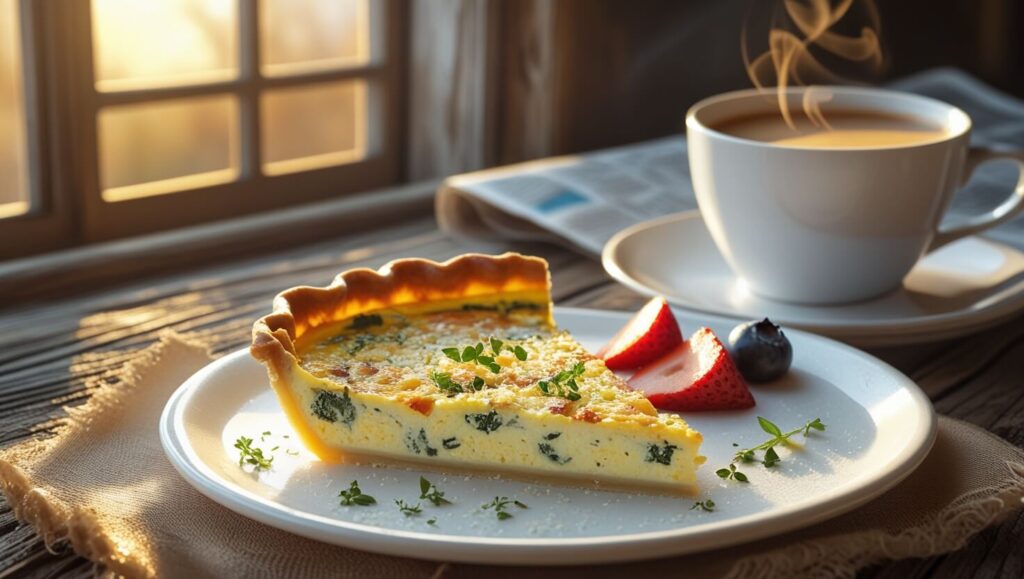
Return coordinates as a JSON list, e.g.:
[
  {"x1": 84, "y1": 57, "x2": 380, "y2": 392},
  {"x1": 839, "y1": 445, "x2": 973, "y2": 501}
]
[
  {"x1": 234, "y1": 436, "x2": 273, "y2": 470},
  {"x1": 537, "y1": 362, "x2": 586, "y2": 401},
  {"x1": 514, "y1": 345, "x2": 528, "y2": 361},
  {"x1": 419, "y1": 476, "x2": 451, "y2": 506},
  {"x1": 482, "y1": 496, "x2": 528, "y2": 520},
  {"x1": 395, "y1": 499, "x2": 422, "y2": 516},
  {"x1": 338, "y1": 480, "x2": 376, "y2": 506},
  {"x1": 718, "y1": 416, "x2": 827, "y2": 483},
  {"x1": 691, "y1": 500, "x2": 716, "y2": 512},
  {"x1": 430, "y1": 371, "x2": 485, "y2": 395},
  {"x1": 441, "y1": 337, "x2": 526, "y2": 373},
  {"x1": 734, "y1": 417, "x2": 827, "y2": 466},
  {"x1": 715, "y1": 463, "x2": 749, "y2": 482}
]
